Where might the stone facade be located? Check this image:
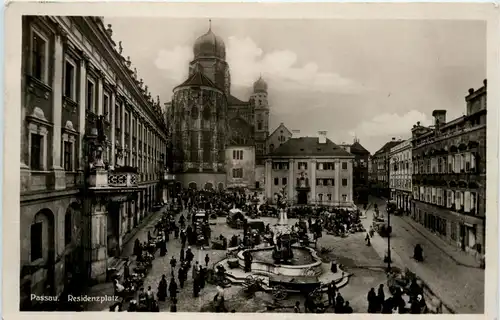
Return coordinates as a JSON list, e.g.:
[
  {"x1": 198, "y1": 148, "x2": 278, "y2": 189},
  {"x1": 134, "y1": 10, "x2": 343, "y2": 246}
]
[
  {"x1": 168, "y1": 24, "x2": 271, "y2": 188},
  {"x1": 370, "y1": 138, "x2": 403, "y2": 198},
  {"x1": 225, "y1": 146, "x2": 256, "y2": 189},
  {"x1": 411, "y1": 80, "x2": 487, "y2": 257},
  {"x1": 266, "y1": 123, "x2": 292, "y2": 154},
  {"x1": 265, "y1": 133, "x2": 355, "y2": 207},
  {"x1": 20, "y1": 16, "x2": 168, "y2": 309},
  {"x1": 389, "y1": 138, "x2": 412, "y2": 212}
]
